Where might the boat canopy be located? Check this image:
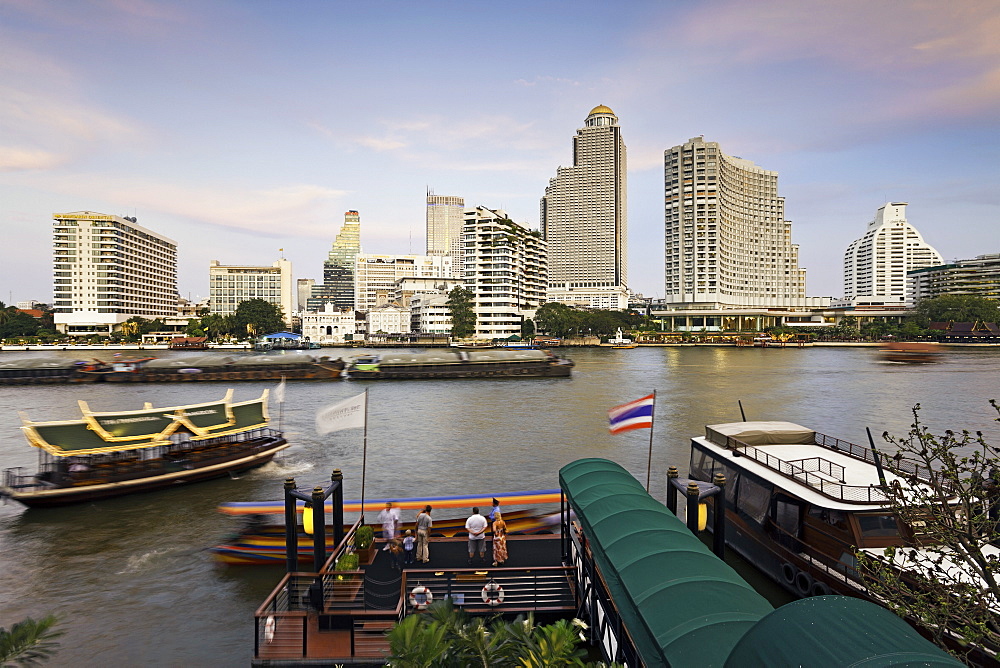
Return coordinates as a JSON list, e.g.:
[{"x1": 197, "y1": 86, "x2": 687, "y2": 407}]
[
  {"x1": 20, "y1": 390, "x2": 271, "y2": 456},
  {"x1": 559, "y1": 458, "x2": 773, "y2": 666},
  {"x1": 707, "y1": 421, "x2": 816, "y2": 446},
  {"x1": 261, "y1": 332, "x2": 301, "y2": 340},
  {"x1": 724, "y1": 595, "x2": 961, "y2": 667}
]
